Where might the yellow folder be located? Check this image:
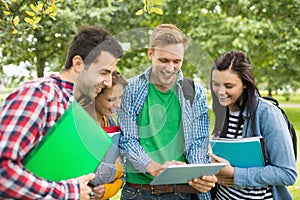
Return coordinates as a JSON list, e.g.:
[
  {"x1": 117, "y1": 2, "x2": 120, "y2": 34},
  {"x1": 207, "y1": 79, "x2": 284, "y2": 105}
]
[{"x1": 22, "y1": 101, "x2": 113, "y2": 181}]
